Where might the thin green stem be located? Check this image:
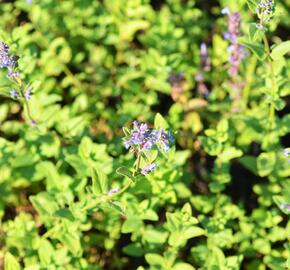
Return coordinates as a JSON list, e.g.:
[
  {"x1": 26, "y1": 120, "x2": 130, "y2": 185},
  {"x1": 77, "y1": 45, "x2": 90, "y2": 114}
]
[
  {"x1": 63, "y1": 65, "x2": 82, "y2": 89},
  {"x1": 262, "y1": 34, "x2": 277, "y2": 130},
  {"x1": 23, "y1": 98, "x2": 35, "y2": 124},
  {"x1": 134, "y1": 149, "x2": 142, "y2": 176},
  {"x1": 109, "y1": 150, "x2": 142, "y2": 200},
  {"x1": 14, "y1": 77, "x2": 35, "y2": 124}
]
